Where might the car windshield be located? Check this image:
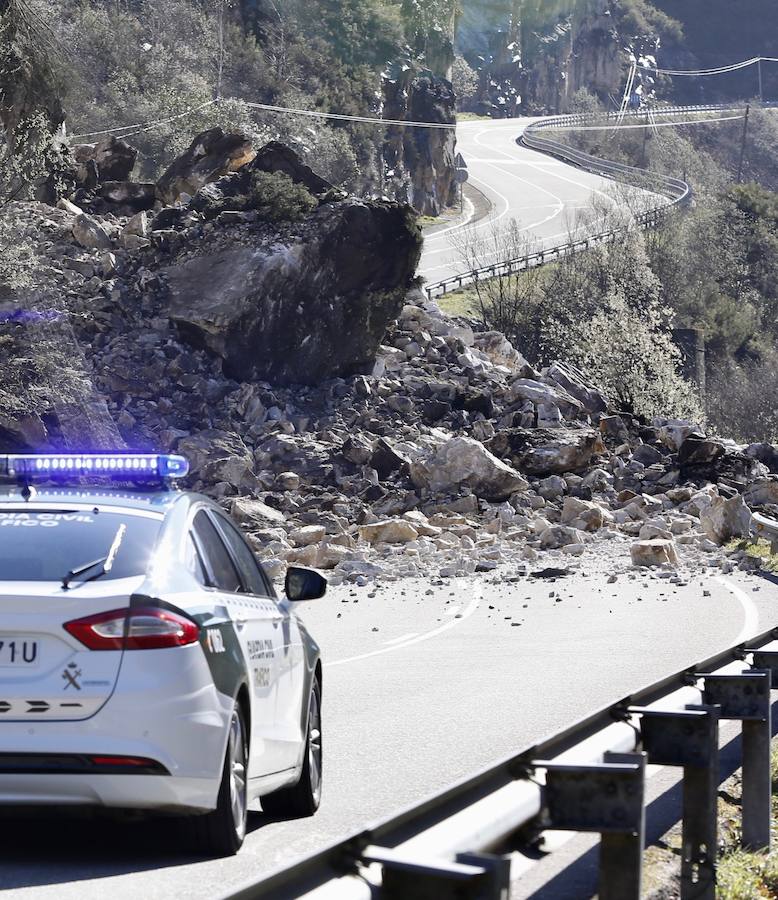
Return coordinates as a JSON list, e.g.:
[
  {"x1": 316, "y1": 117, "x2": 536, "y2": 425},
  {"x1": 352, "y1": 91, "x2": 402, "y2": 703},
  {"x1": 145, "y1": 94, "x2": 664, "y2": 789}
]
[{"x1": 0, "y1": 510, "x2": 162, "y2": 582}]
